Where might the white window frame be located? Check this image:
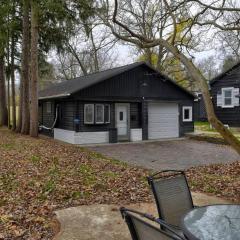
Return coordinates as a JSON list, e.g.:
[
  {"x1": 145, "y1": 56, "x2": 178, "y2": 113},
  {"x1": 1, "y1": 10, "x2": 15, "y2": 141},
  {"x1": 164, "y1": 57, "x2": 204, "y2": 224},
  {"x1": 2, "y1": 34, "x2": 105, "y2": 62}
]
[
  {"x1": 46, "y1": 102, "x2": 52, "y2": 114},
  {"x1": 84, "y1": 104, "x2": 94, "y2": 124},
  {"x1": 182, "y1": 106, "x2": 192, "y2": 122},
  {"x1": 95, "y1": 104, "x2": 104, "y2": 124},
  {"x1": 105, "y1": 104, "x2": 111, "y2": 123},
  {"x1": 222, "y1": 87, "x2": 234, "y2": 108}
]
